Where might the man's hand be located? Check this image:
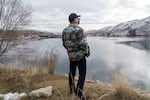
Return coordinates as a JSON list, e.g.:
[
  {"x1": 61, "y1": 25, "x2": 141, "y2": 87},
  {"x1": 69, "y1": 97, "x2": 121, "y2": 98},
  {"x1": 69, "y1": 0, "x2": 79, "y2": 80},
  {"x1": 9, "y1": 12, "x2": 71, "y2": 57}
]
[{"x1": 85, "y1": 46, "x2": 90, "y2": 57}]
